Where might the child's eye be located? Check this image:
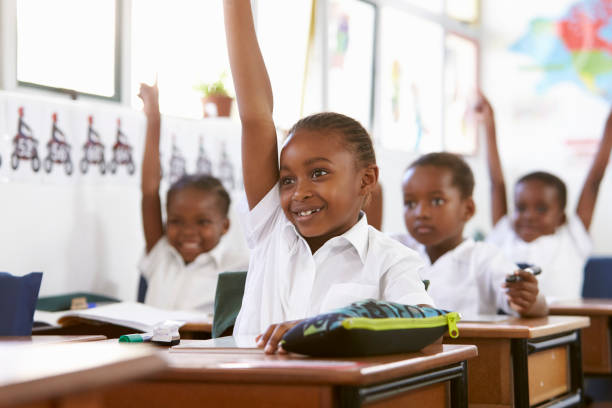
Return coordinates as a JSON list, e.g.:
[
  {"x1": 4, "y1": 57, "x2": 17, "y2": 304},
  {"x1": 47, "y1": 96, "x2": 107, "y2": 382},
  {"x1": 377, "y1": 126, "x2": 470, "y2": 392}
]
[
  {"x1": 280, "y1": 177, "x2": 295, "y2": 186},
  {"x1": 312, "y1": 169, "x2": 328, "y2": 179},
  {"x1": 536, "y1": 206, "x2": 548, "y2": 214},
  {"x1": 404, "y1": 200, "x2": 416, "y2": 209},
  {"x1": 431, "y1": 198, "x2": 445, "y2": 206},
  {"x1": 197, "y1": 219, "x2": 211, "y2": 226},
  {"x1": 168, "y1": 219, "x2": 181, "y2": 226},
  {"x1": 516, "y1": 205, "x2": 526, "y2": 212}
]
